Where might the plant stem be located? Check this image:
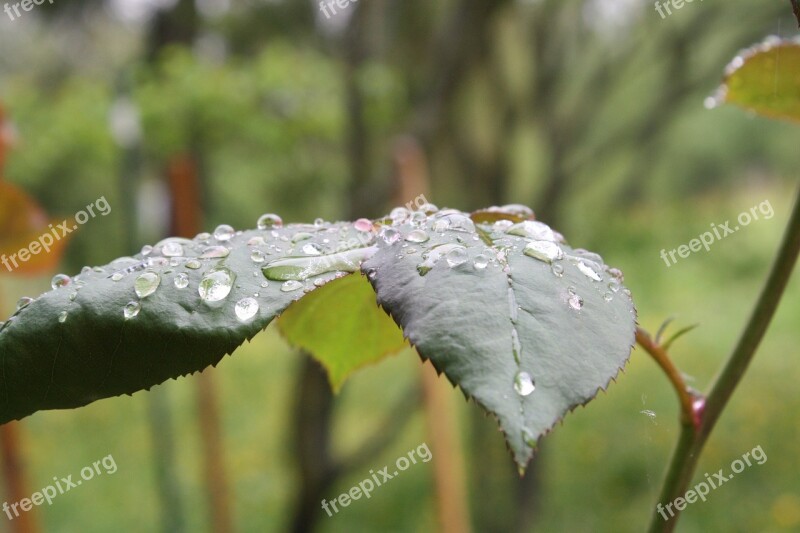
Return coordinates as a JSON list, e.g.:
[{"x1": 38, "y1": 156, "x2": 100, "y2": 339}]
[
  {"x1": 648, "y1": 184, "x2": 800, "y2": 533},
  {"x1": 635, "y1": 328, "x2": 695, "y2": 426}
]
